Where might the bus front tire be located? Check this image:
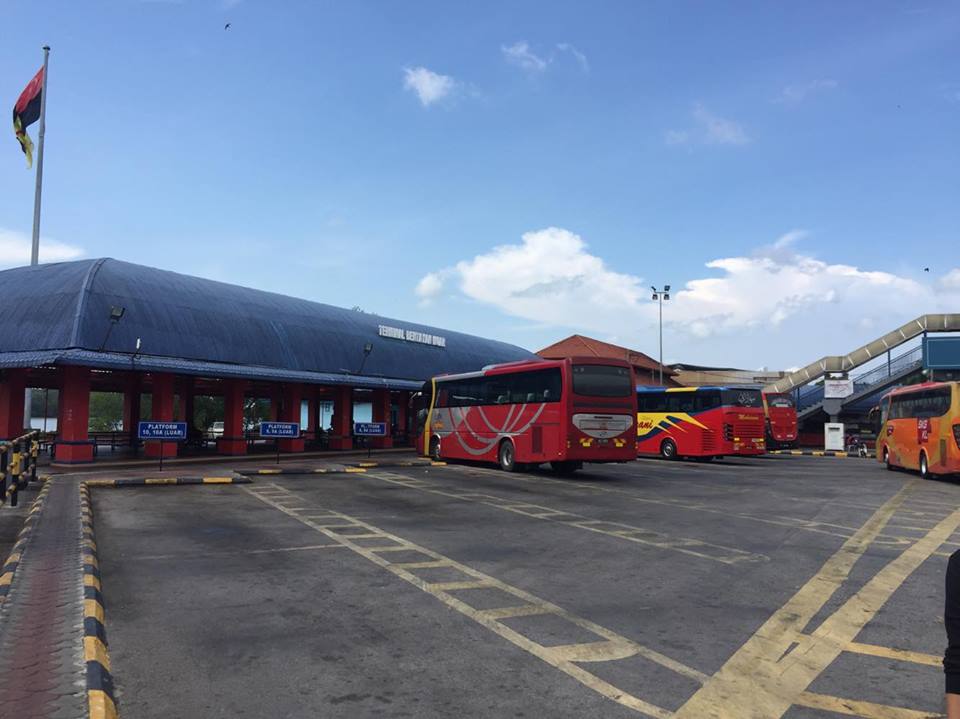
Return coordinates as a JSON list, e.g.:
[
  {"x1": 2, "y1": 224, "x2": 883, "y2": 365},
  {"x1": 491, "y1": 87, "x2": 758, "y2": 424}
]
[
  {"x1": 919, "y1": 451, "x2": 930, "y2": 479},
  {"x1": 883, "y1": 447, "x2": 894, "y2": 471},
  {"x1": 429, "y1": 436, "x2": 441, "y2": 461},
  {"x1": 498, "y1": 440, "x2": 517, "y2": 472},
  {"x1": 660, "y1": 439, "x2": 677, "y2": 460}
]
